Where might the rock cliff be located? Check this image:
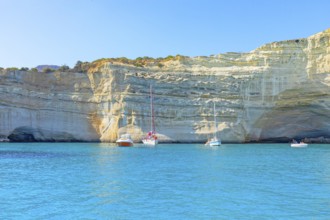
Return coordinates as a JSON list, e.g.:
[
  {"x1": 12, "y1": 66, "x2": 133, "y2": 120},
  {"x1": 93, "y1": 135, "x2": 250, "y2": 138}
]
[{"x1": 1, "y1": 28, "x2": 329, "y2": 142}]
